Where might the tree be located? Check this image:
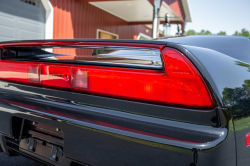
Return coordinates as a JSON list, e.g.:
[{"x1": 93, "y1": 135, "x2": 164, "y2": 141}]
[
  {"x1": 186, "y1": 29, "x2": 212, "y2": 35},
  {"x1": 223, "y1": 61, "x2": 250, "y2": 117},
  {"x1": 197, "y1": 29, "x2": 212, "y2": 35},
  {"x1": 185, "y1": 28, "x2": 250, "y2": 36},
  {"x1": 197, "y1": 30, "x2": 205, "y2": 35},
  {"x1": 204, "y1": 30, "x2": 212, "y2": 35},
  {"x1": 235, "y1": 61, "x2": 250, "y2": 72},
  {"x1": 233, "y1": 28, "x2": 250, "y2": 37},
  {"x1": 223, "y1": 82, "x2": 250, "y2": 116},
  {"x1": 241, "y1": 29, "x2": 250, "y2": 37},
  {"x1": 217, "y1": 31, "x2": 227, "y2": 35},
  {"x1": 234, "y1": 31, "x2": 239, "y2": 36},
  {"x1": 186, "y1": 30, "x2": 196, "y2": 35}
]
